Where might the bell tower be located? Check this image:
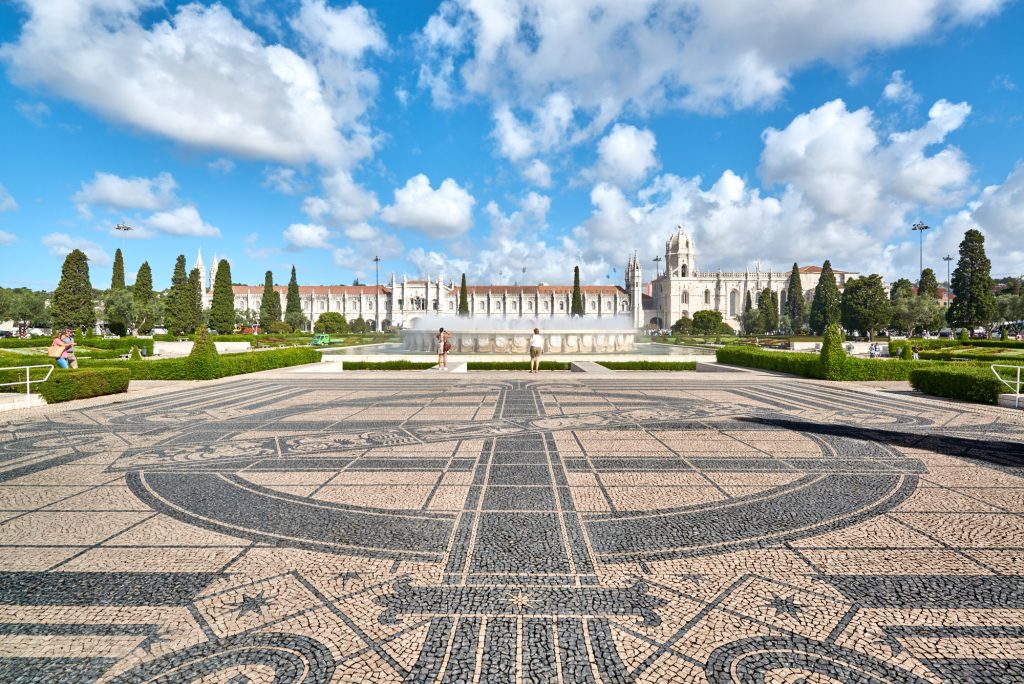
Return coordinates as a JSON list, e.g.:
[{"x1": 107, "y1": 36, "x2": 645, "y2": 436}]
[
  {"x1": 665, "y1": 226, "x2": 696, "y2": 278},
  {"x1": 625, "y1": 252, "x2": 643, "y2": 328}
]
